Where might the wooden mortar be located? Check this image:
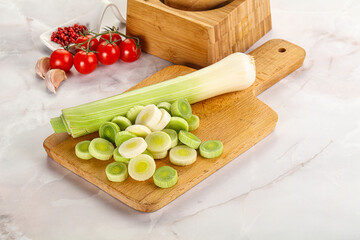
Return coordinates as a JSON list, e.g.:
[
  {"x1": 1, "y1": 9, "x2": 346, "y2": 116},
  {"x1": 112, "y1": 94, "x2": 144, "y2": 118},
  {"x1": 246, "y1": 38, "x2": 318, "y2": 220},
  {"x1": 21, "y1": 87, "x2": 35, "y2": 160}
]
[
  {"x1": 163, "y1": 0, "x2": 232, "y2": 11},
  {"x1": 126, "y1": 0, "x2": 272, "y2": 68}
]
